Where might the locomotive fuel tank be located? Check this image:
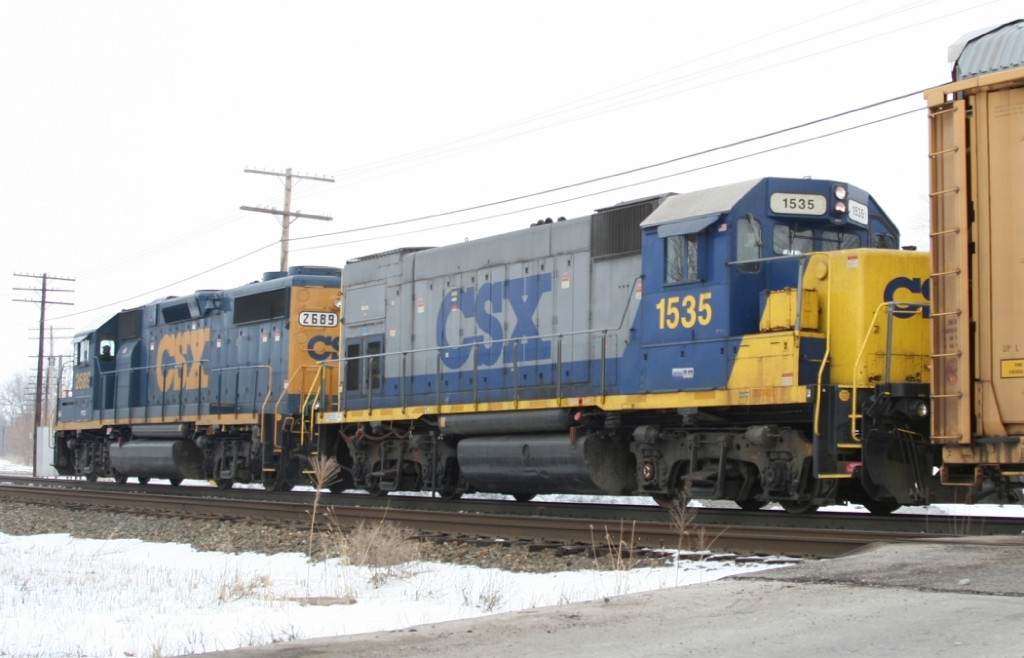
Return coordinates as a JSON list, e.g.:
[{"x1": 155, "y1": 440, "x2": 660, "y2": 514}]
[
  {"x1": 456, "y1": 432, "x2": 634, "y2": 496},
  {"x1": 108, "y1": 440, "x2": 205, "y2": 481}
]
